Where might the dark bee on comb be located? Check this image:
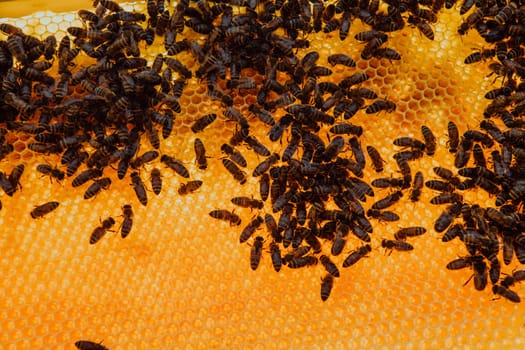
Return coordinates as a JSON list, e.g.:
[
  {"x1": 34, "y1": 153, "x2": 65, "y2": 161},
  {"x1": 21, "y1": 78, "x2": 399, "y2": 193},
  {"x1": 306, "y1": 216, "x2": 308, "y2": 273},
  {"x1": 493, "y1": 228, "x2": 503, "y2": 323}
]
[
  {"x1": 492, "y1": 284, "x2": 521, "y2": 303},
  {"x1": 194, "y1": 138, "x2": 208, "y2": 170},
  {"x1": 178, "y1": 180, "x2": 203, "y2": 195},
  {"x1": 343, "y1": 245, "x2": 372, "y2": 268},
  {"x1": 130, "y1": 172, "x2": 148, "y2": 206},
  {"x1": 250, "y1": 236, "x2": 264, "y2": 270},
  {"x1": 36, "y1": 164, "x2": 65, "y2": 182},
  {"x1": 30, "y1": 201, "x2": 60, "y2": 219},
  {"x1": 74, "y1": 340, "x2": 109, "y2": 350},
  {"x1": 120, "y1": 204, "x2": 133, "y2": 239},
  {"x1": 150, "y1": 168, "x2": 162, "y2": 195},
  {"x1": 89, "y1": 217, "x2": 116, "y2": 245},
  {"x1": 381, "y1": 239, "x2": 414, "y2": 254},
  {"x1": 209, "y1": 209, "x2": 241, "y2": 226},
  {"x1": 84, "y1": 177, "x2": 111, "y2": 200},
  {"x1": 222, "y1": 158, "x2": 247, "y2": 184},
  {"x1": 320, "y1": 273, "x2": 334, "y2": 301},
  {"x1": 366, "y1": 145, "x2": 385, "y2": 173}
]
